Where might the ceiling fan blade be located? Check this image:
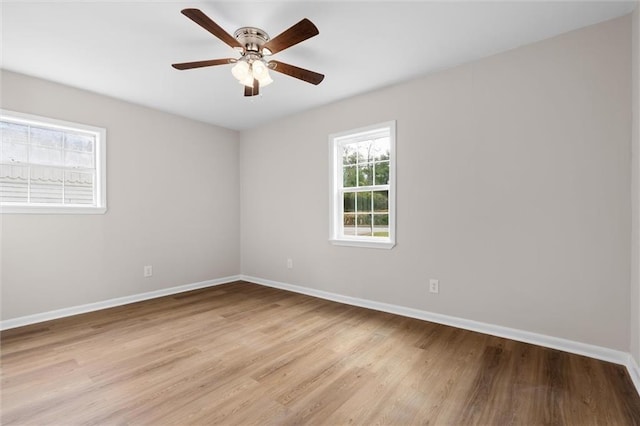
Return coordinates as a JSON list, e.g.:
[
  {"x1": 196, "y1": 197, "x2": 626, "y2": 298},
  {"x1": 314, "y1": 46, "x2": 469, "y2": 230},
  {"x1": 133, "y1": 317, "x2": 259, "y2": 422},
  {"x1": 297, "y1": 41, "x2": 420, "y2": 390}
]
[
  {"x1": 181, "y1": 8, "x2": 243, "y2": 51},
  {"x1": 262, "y1": 18, "x2": 318, "y2": 55},
  {"x1": 172, "y1": 58, "x2": 235, "y2": 70},
  {"x1": 244, "y1": 79, "x2": 260, "y2": 97},
  {"x1": 269, "y1": 60, "x2": 324, "y2": 85}
]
